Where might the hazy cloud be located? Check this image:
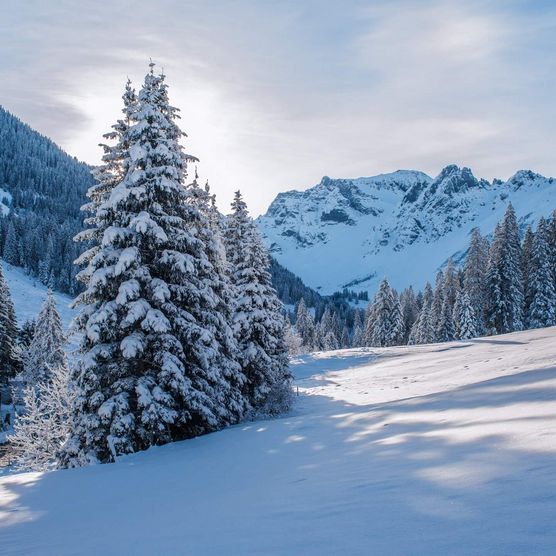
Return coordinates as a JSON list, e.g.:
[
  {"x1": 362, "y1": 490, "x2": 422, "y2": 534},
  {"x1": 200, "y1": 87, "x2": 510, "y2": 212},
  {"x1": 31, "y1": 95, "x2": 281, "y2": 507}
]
[{"x1": 1, "y1": 0, "x2": 555, "y2": 214}]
